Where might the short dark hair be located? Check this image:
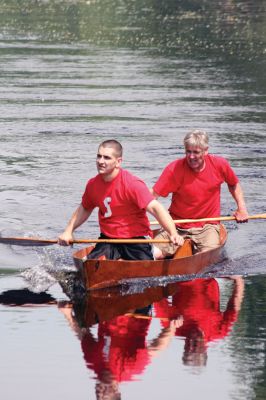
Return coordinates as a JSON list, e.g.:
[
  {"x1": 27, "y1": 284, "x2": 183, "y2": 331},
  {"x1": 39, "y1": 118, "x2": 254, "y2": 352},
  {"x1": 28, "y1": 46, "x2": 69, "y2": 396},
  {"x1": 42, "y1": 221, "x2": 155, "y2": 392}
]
[{"x1": 99, "y1": 140, "x2": 123, "y2": 157}]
